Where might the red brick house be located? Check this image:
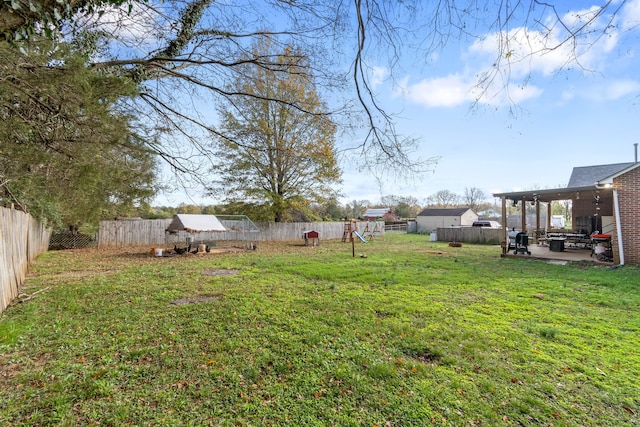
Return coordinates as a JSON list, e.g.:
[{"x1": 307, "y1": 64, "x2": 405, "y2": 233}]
[{"x1": 493, "y1": 162, "x2": 640, "y2": 265}]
